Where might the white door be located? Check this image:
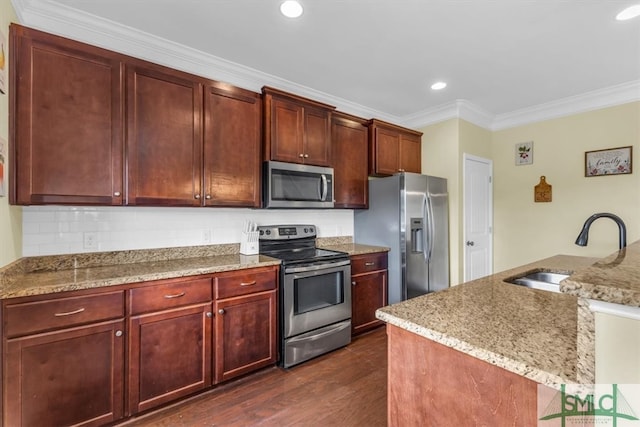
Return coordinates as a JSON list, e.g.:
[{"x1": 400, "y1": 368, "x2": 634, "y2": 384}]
[{"x1": 463, "y1": 154, "x2": 493, "y2": 281}]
